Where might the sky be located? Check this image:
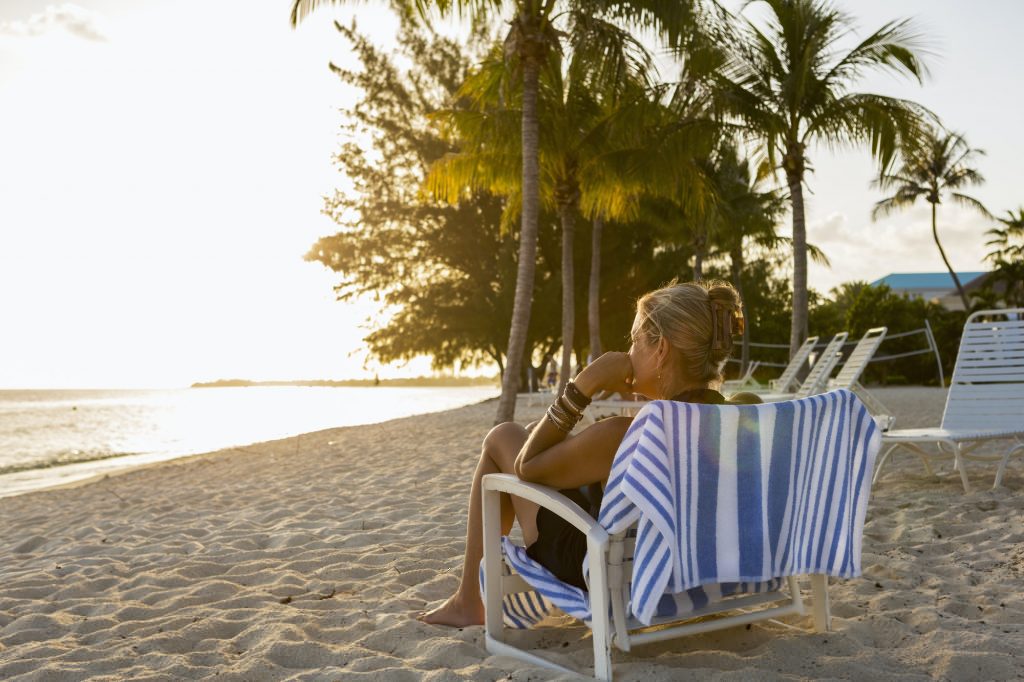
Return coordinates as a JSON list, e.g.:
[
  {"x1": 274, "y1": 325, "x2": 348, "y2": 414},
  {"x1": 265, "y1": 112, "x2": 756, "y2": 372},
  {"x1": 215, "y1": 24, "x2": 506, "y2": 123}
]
[{"x1": 1, "y1": 1, "x2": 1021, "y2": 388}]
